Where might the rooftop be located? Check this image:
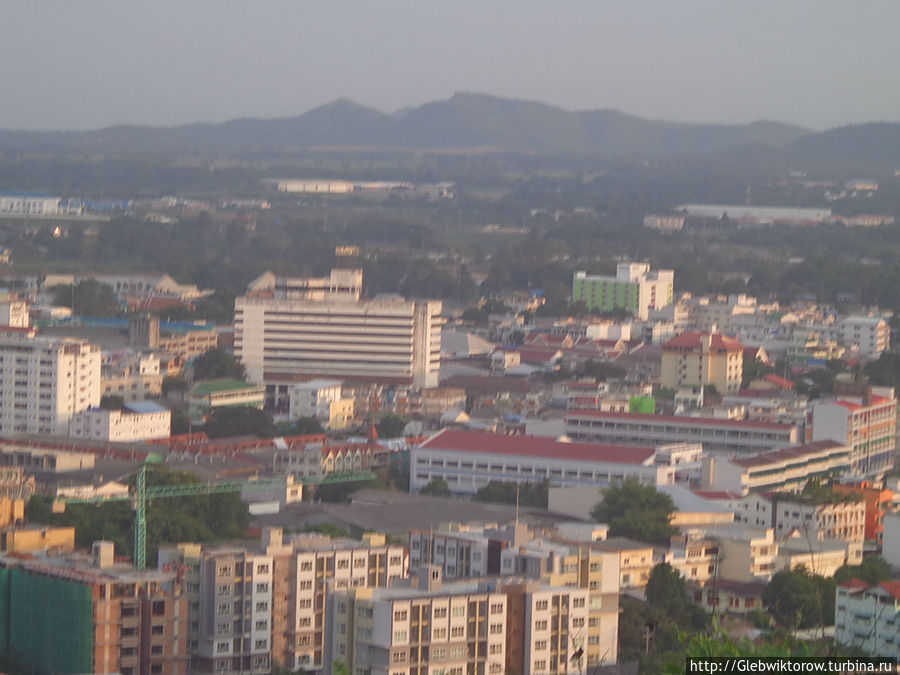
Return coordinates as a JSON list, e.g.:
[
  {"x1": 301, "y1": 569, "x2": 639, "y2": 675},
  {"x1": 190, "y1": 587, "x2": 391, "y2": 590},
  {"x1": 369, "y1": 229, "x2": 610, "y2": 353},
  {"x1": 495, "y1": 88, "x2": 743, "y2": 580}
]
[
  {"x1": 730, "y1": 440, "x2": 847, "y2": 469},
  {"x1": 418, "y1": 429, "x2": 656, "y2": 465},
  {"x1": 566, "y1": 409, "x2": 795, "y2": 431},
  {"x1": 663, "y1": 332, "x2": 744, "y2": 352},
  {"x1": 192, "y1": 379, "x2": 261, "y2": 396}
]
